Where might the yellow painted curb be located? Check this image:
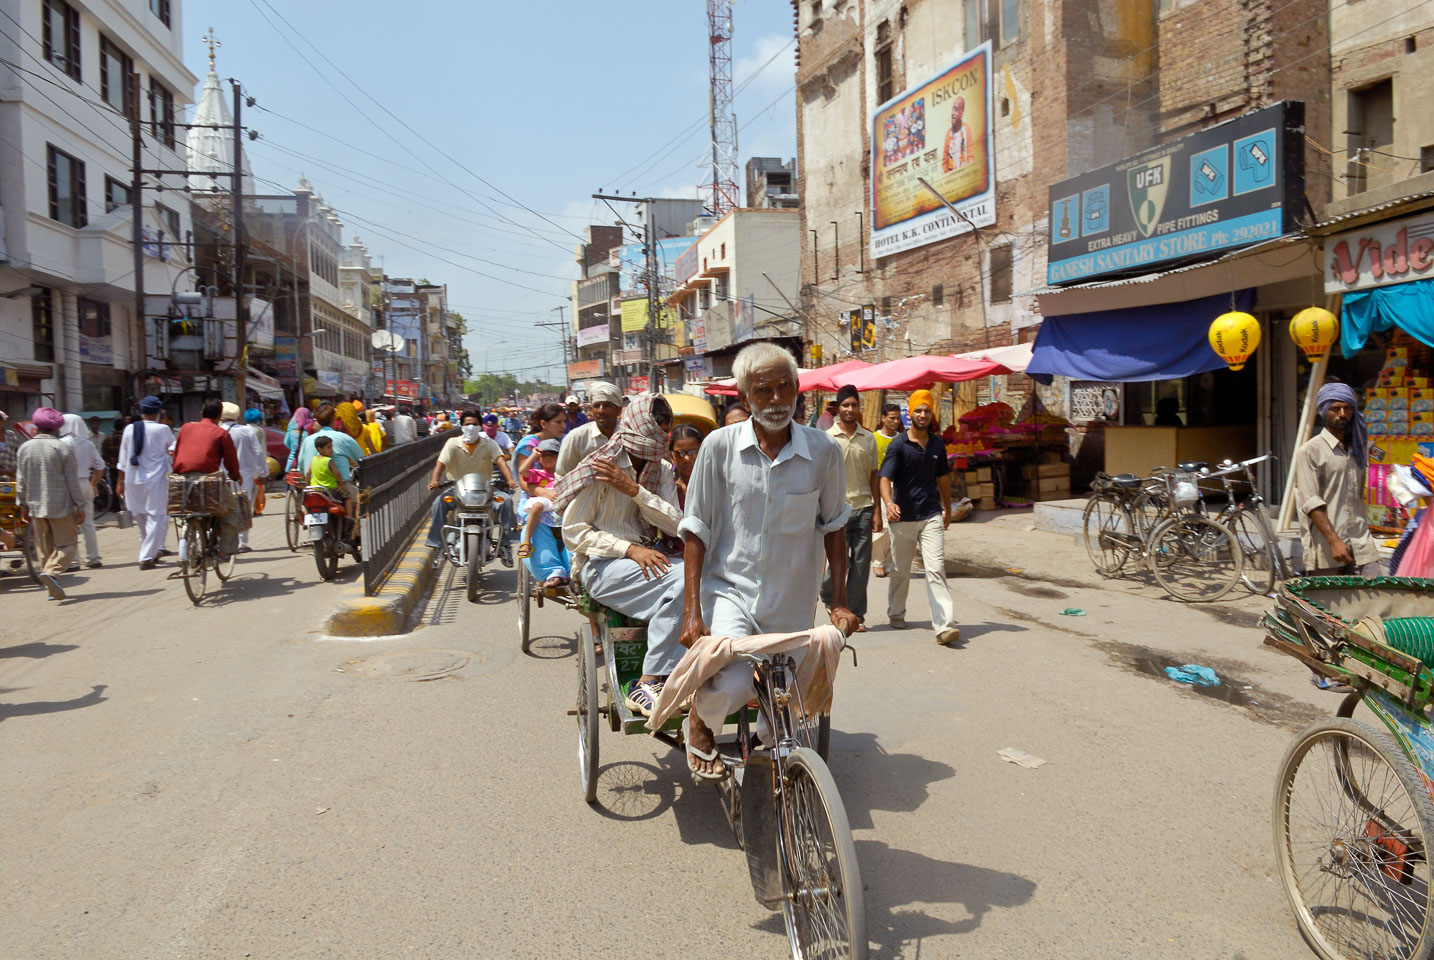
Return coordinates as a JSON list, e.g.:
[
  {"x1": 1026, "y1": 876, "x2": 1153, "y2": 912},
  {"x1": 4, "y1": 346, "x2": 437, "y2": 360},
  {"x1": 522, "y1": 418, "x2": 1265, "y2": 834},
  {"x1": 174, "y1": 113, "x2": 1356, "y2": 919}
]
[{"x1": 324, "y1": 535, "x2": 440, "y2": 637}]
